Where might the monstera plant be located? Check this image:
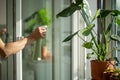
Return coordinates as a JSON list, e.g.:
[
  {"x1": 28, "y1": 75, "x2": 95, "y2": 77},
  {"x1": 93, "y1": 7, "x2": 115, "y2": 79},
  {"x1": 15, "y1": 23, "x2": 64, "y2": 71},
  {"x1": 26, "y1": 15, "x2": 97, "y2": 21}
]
[
  {"x1": 56, "y1": 0, "x2": 120, "y2": 79},
  {"x1": 24, "y1": 9, "x2": 51, "y2": 61}
]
